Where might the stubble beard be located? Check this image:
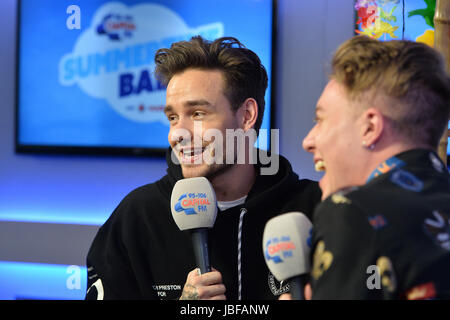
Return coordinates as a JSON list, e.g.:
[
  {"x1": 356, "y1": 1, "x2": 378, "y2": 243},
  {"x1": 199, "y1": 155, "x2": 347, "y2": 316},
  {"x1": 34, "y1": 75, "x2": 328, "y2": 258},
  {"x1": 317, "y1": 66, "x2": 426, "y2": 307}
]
[{"x1": 180, "y1": 144, "x2": 237, "y2": 180}]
